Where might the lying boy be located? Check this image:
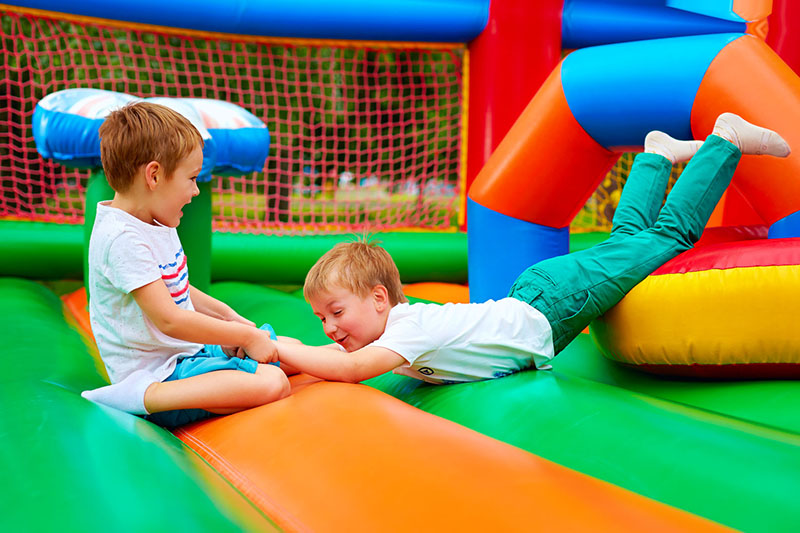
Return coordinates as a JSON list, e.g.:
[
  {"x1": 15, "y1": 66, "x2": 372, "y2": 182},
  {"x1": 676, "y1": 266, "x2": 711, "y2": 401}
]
[
  {"x1": 273, "y1": 113, "x2": 790, "y2": 383},
  {"x1": 82, "y1": 102, "x2": 295, "y2": 427}
]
